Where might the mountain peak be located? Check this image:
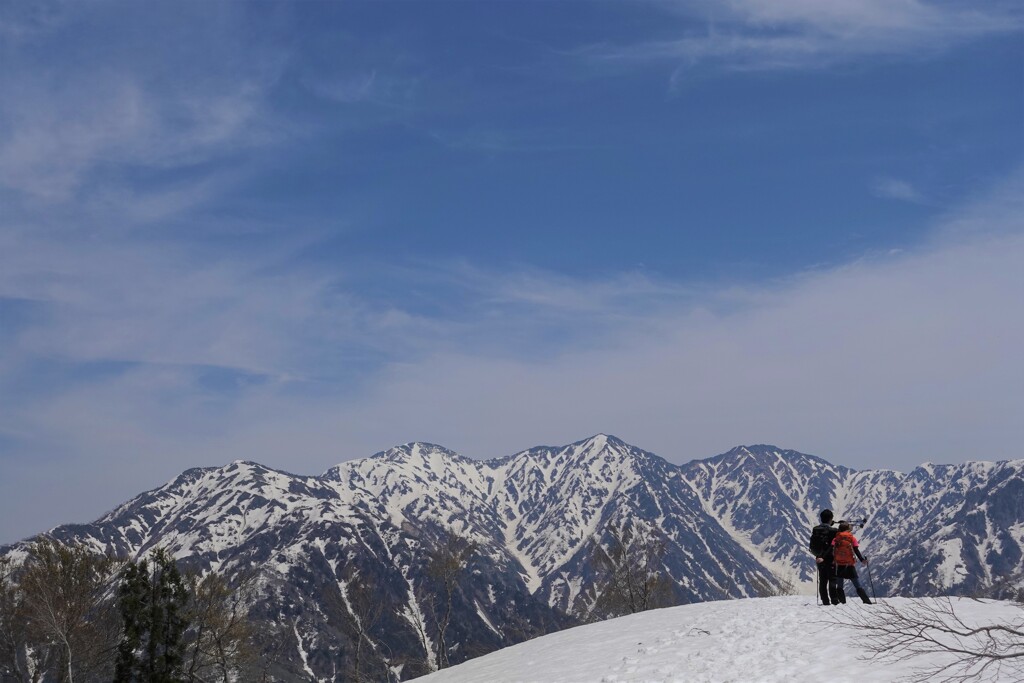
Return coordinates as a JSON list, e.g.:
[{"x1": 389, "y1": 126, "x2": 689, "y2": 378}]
[
  {"x1": 378, "y1": 442, "x2": 465, "y2": 462},
  {"x1": 715, "y1": 444, "x2": 842, "y2": 471},
  {"x1": 587, "y1": 433, "x2": 628, "y2": 448},
  {"x1": 729, "y1": 444, "x2": 783, "y2": 456},
  {"x1": 565, "y1": 433, "x2": 634, "y2": 455},
  {"x1": 223, "y1": 459, "x2": 272, "y2": 472},
  {"x1": 503, "y1": 434, "x2": 661, "y2": 484}
]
